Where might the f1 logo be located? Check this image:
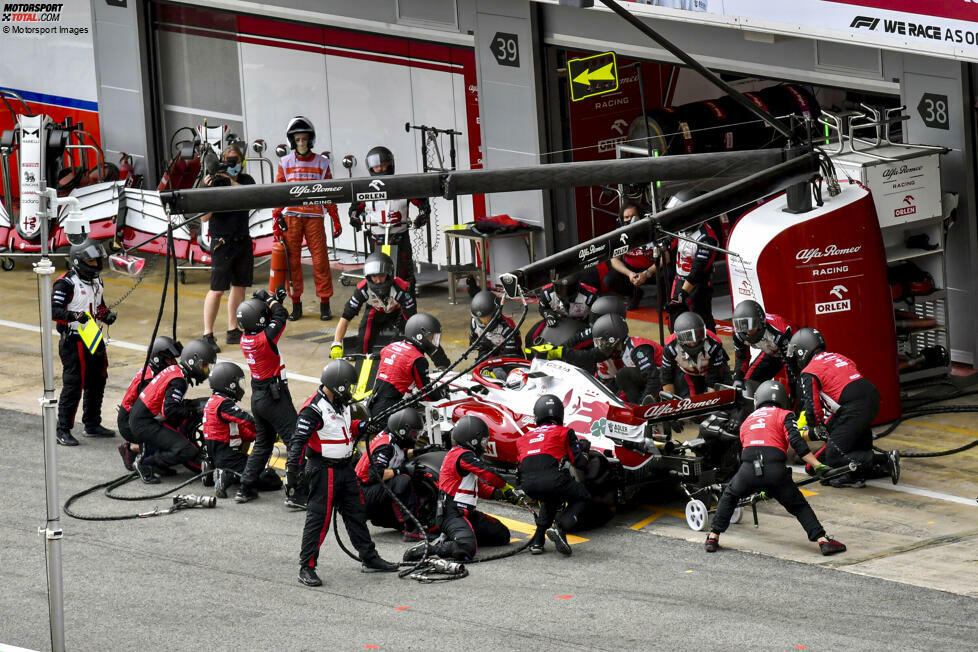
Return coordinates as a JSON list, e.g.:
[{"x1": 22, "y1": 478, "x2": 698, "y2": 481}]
[{"x1": 850, "y1": 16, "x2": 880, "y2": 30}]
